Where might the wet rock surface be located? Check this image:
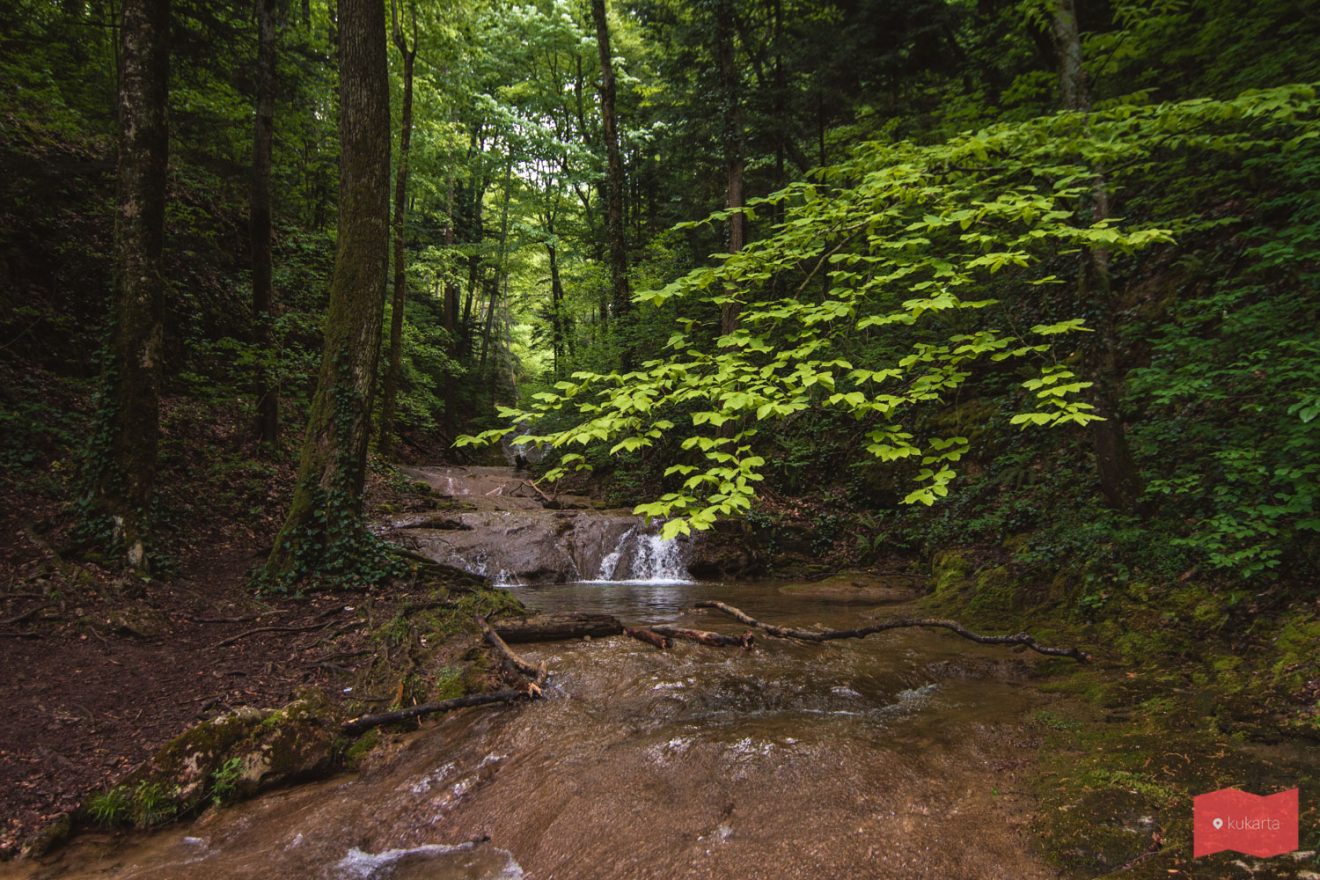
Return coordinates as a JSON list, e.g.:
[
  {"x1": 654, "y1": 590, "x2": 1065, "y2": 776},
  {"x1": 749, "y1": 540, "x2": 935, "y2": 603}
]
[{"x1": 387, "y1": 467, "x2": 692, "y2": 585}]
